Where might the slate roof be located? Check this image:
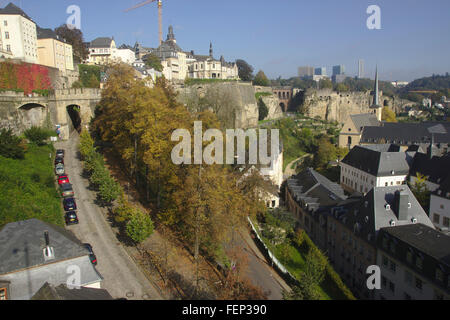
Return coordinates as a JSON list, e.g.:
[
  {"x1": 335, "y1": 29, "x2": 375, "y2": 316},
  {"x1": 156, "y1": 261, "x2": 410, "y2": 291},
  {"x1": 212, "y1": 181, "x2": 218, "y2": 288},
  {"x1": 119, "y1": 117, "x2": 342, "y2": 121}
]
[
  {"x1": 287, "y1": 168, "x2": 346, "y2": 212},
  {"x1": 377, "y1": 224, "x2": 450, "y2": 294},
  {"x1": 32, "y1": 283, "x2": 113, "y2": 300},
  {"x1": 410, "y1": 152, "x2": 450, "y2": 185},
  {"x1": 0, "y1": 255, "x2": 103, "y2": 300},
  {"x1": 36, "y1": 27, "x2": 61, "y2": 41},
  {"x1": 89, "y1": 37, "x2": 113, "y2": 48},
  {"x1": 342, "y1": 145, "x2": 410, "y2": 177},
  {"x1": 0, "y1": 219, "x2": 87, "y2": 274},
  {"x1": 332, "y1": 186, "x2": 434, "y2": 245},
  {"x1": 0, "y1": 2, "x2": 33, "y2": 21},
  {"x1": 350, "y1": 113, "x2": 380, "y2": 133},
  {"x1": 361, "y1": 122, "x2": 450, "y2": 145}
]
